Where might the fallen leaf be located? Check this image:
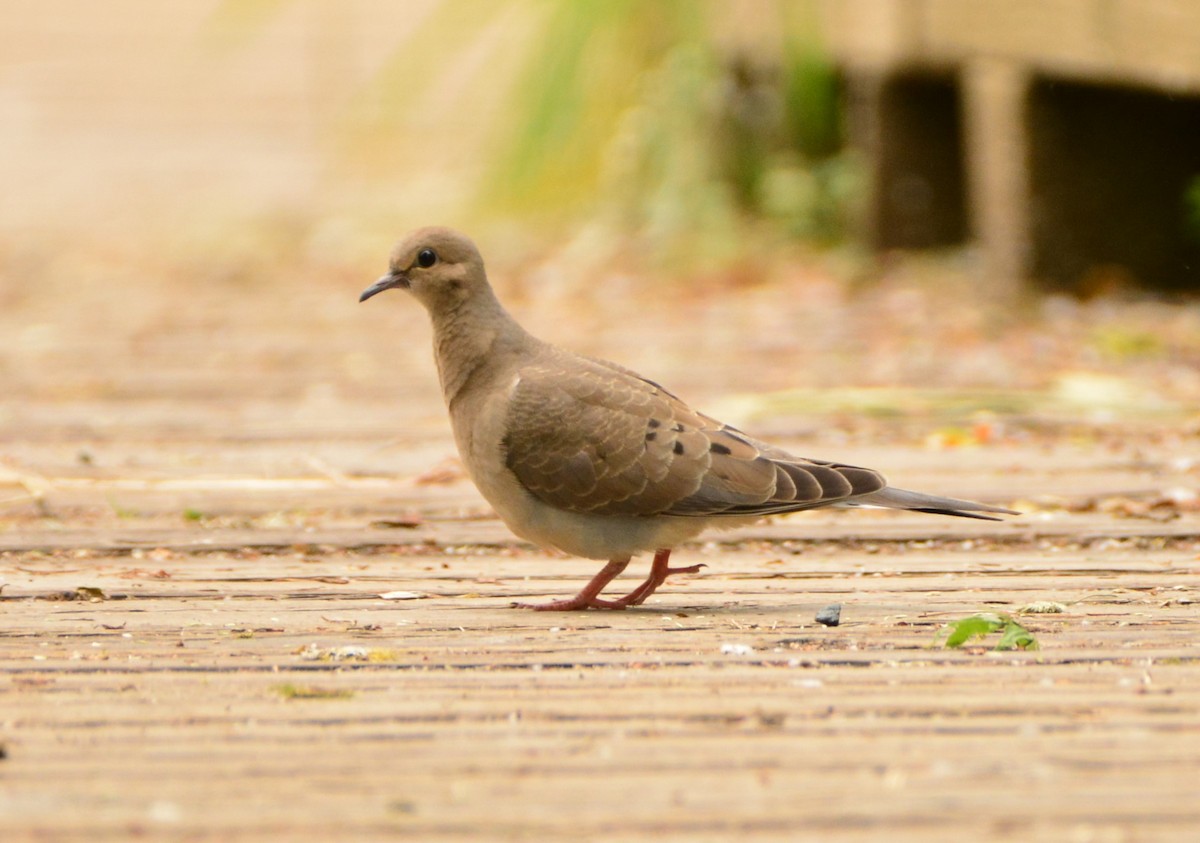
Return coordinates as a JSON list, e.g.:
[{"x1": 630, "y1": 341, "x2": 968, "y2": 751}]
[
  {"x1": 272, "y1": 683, "x2": 354, "y2": 700},
  {"x1": 370, "y1": 516, "x2": 424, "y2": 529},
  {"x1": 414, "y1": 457, "x2": 466, "y2": 485},
  {"x1": 1018, "y1": 601, "x2": 1067, "y2": 614},
  {"x1": 944, "y1": 613, "x2": 1039, "y2": 651}
]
